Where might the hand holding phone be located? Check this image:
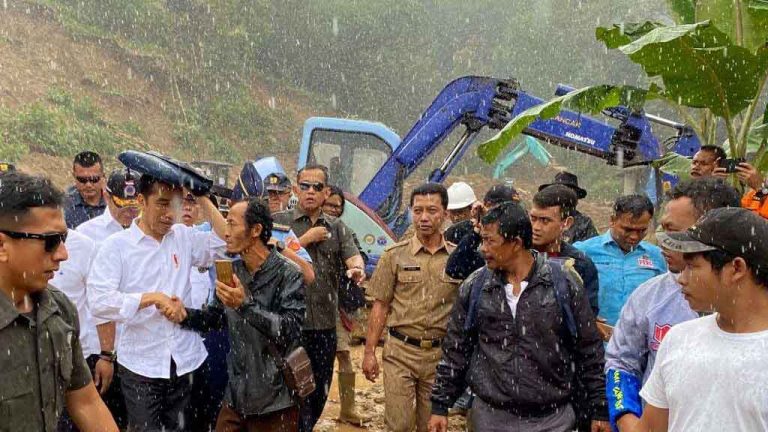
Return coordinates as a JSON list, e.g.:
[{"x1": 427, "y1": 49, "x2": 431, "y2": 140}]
[{"x1": 718, "y1": 157, "x2": 746, "y2": 173}]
